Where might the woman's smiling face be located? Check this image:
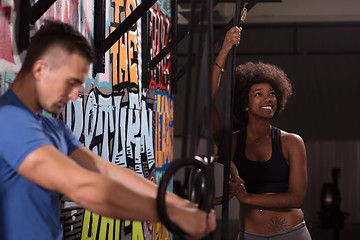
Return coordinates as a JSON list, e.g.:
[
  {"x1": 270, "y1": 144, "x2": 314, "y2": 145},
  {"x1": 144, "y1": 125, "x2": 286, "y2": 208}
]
[{"x1": 247, "y1": 82, "x2": 277, "y2": 120}]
